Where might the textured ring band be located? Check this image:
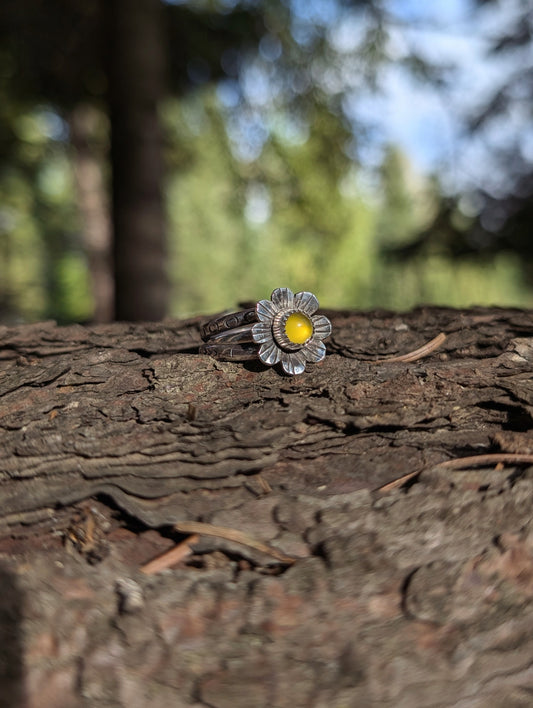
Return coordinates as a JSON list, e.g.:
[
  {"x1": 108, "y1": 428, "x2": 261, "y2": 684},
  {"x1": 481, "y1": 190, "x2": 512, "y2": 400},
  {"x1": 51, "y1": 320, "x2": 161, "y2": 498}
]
[
  {"x1": 199, "y1": 287, "x2": 332, "y2": 376},
  {"x1": 198, "y1": 341, "x2": 258, "y2": 361},
  {"x1": 200, "y1": 308, "x2": 257, "y2": 341}
]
